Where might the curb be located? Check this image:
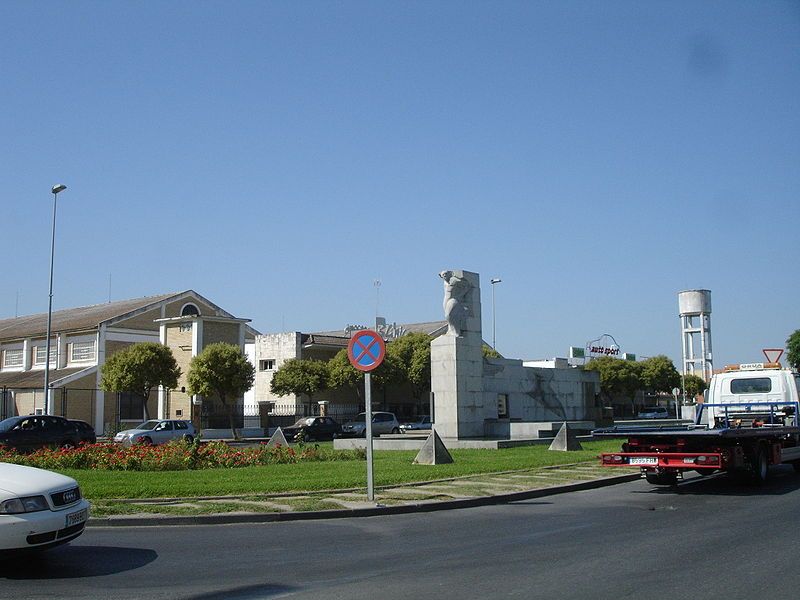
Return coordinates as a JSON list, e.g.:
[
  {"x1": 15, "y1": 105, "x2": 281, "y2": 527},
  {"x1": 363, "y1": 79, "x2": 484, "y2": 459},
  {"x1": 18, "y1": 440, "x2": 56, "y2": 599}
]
[{"x1": 87, "y1": 473, "x2": 641, "y2": 528}]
